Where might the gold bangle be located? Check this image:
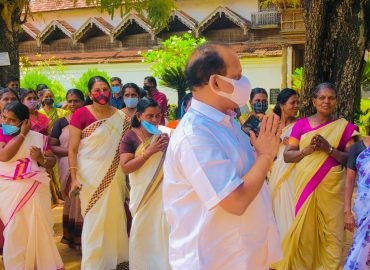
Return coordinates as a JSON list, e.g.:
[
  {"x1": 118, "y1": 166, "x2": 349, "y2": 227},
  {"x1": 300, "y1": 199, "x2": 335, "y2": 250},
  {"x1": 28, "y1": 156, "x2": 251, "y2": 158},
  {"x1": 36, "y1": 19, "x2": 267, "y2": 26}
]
[
  {"x1": 69, "y1": 166, "x2": 78, "y2": 171},
  {"x1": 40, "y1": 156, "x2": 47, "y2": 165},
  {"x1": 19, "y1": 133, "x2": 25, "y2": 139}
]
